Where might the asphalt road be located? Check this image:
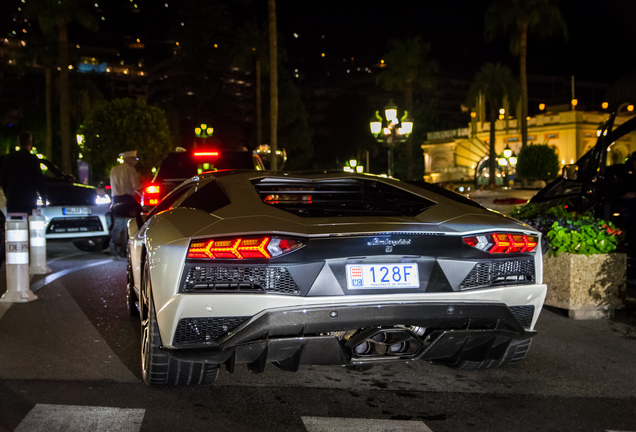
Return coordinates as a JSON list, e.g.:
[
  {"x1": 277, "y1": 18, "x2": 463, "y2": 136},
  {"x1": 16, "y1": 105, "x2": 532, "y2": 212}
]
[{"x1": 0, "y1": 242, "x2": 635, "y2": 432}]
